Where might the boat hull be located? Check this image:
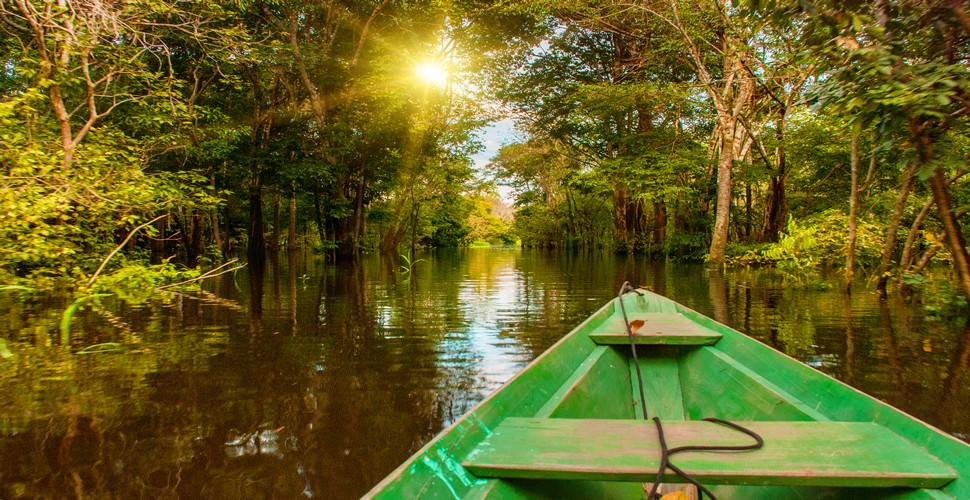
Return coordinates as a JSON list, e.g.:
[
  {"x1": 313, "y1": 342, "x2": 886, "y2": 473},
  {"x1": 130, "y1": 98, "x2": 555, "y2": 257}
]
[{"x1": 364, "y1": 290, "x2": 968, "y2": 499}]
